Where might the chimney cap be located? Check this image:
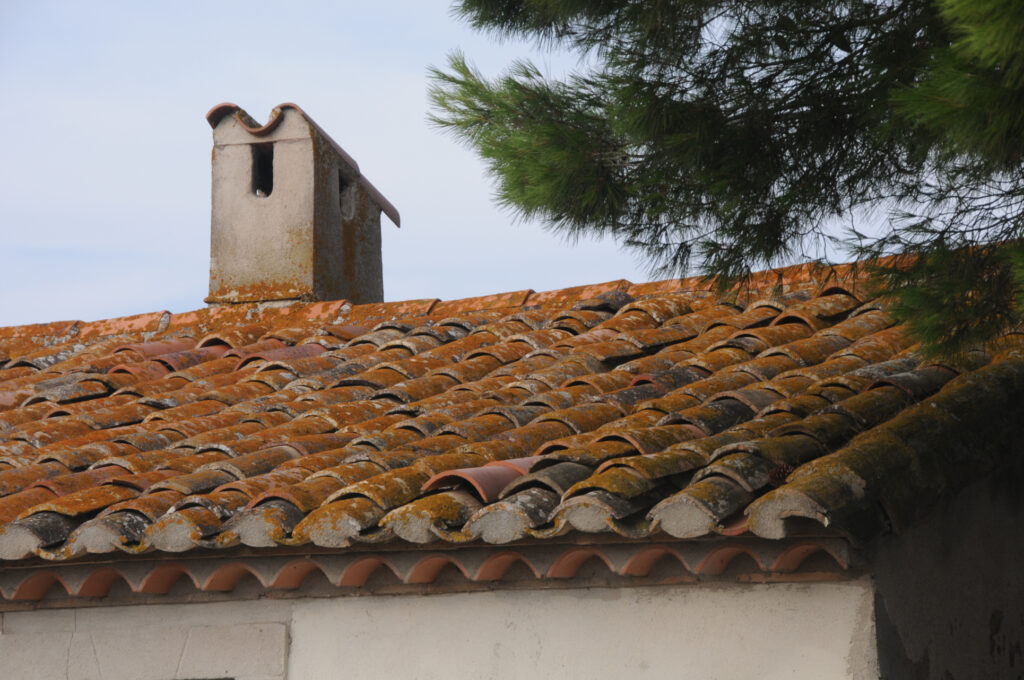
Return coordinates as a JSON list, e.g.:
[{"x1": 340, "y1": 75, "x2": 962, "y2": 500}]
[{"x1": 206, "y1": 102, "x2": 400, "y2": 228}]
